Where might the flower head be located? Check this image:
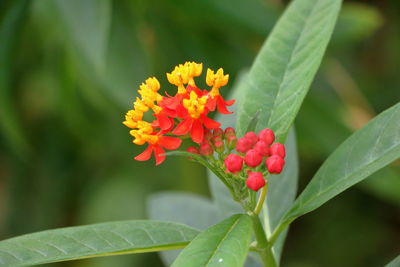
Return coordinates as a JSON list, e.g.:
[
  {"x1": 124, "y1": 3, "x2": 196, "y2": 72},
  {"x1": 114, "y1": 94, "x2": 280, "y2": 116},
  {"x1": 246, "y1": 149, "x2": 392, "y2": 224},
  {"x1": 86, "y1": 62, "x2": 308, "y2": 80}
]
[{"x1": 123, "y1": 61, "x2": 234, "y2": 164}]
